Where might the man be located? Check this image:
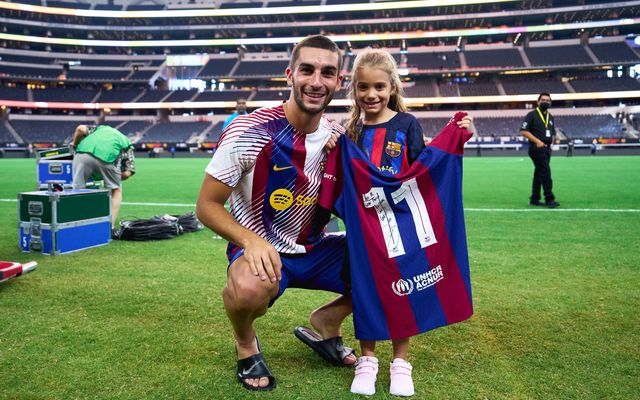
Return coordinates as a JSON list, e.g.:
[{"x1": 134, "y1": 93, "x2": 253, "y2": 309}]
[
  {"x1": 196, "y1": 35, "x2": 355, "y2": 392},
  {"x1": 520, "y1": 93, "x2": 560, "y2": 208},
  {"x1": 71, "y1": 124, "x2": 136, "y2": 226},
  {"x1": 221, "y1": 98, "x2": 248, "y2": 131}
]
